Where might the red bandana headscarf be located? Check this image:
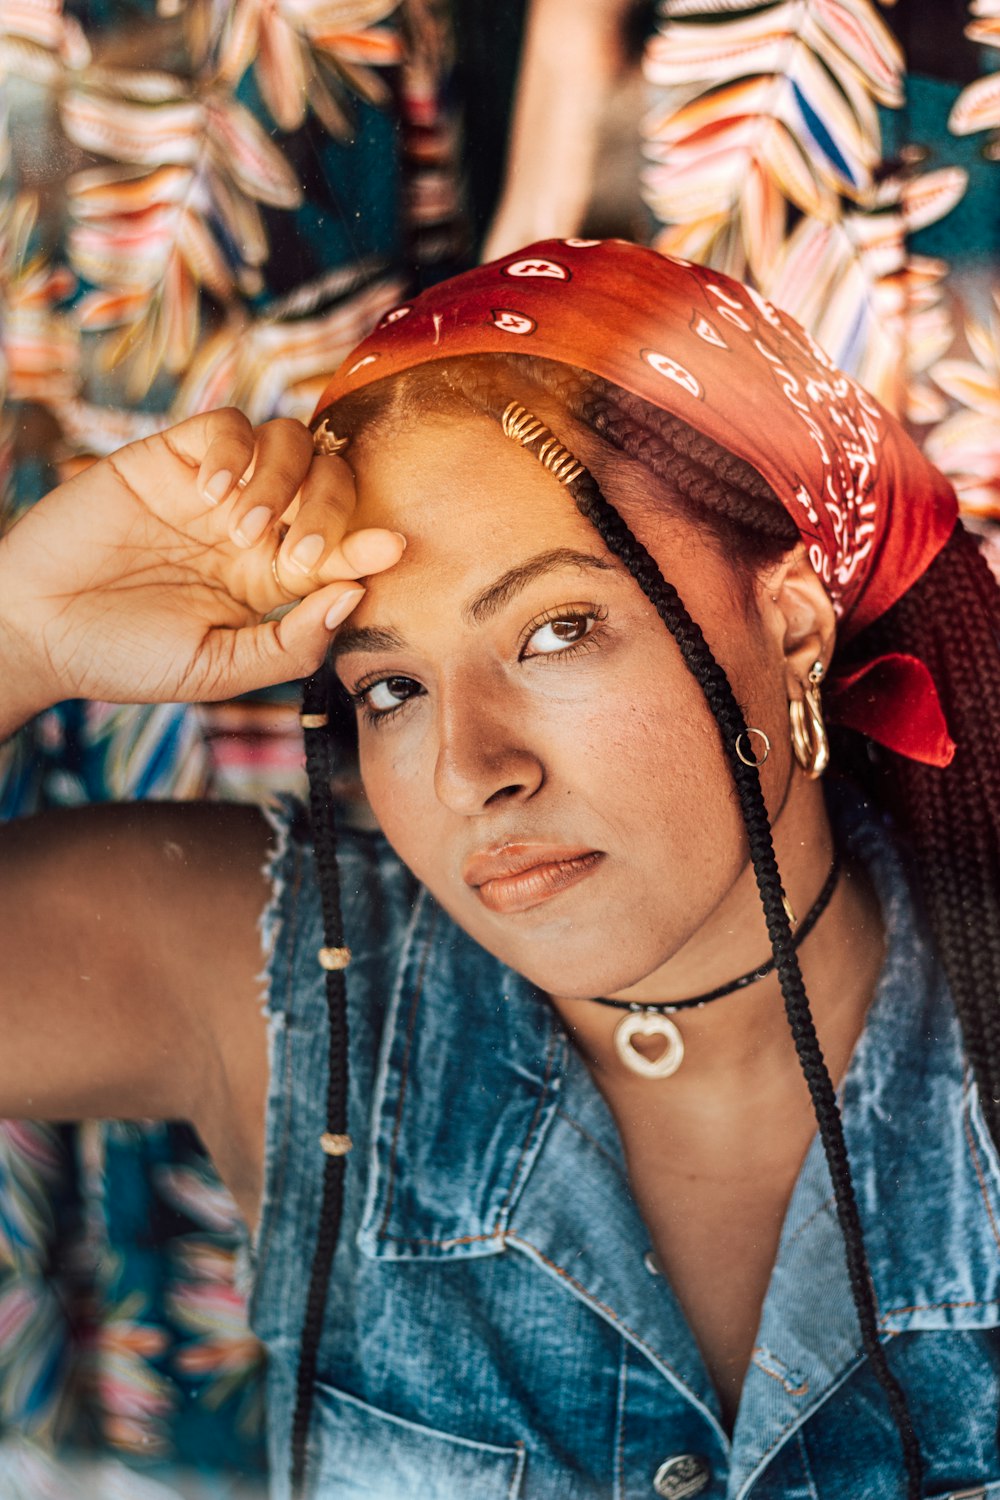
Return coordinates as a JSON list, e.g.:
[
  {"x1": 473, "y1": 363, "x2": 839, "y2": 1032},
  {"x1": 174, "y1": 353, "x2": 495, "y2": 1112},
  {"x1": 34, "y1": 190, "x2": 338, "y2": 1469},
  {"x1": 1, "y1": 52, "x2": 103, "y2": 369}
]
[{"x1": 315, "y1": 238, "x2": 958, "y2": 766}]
